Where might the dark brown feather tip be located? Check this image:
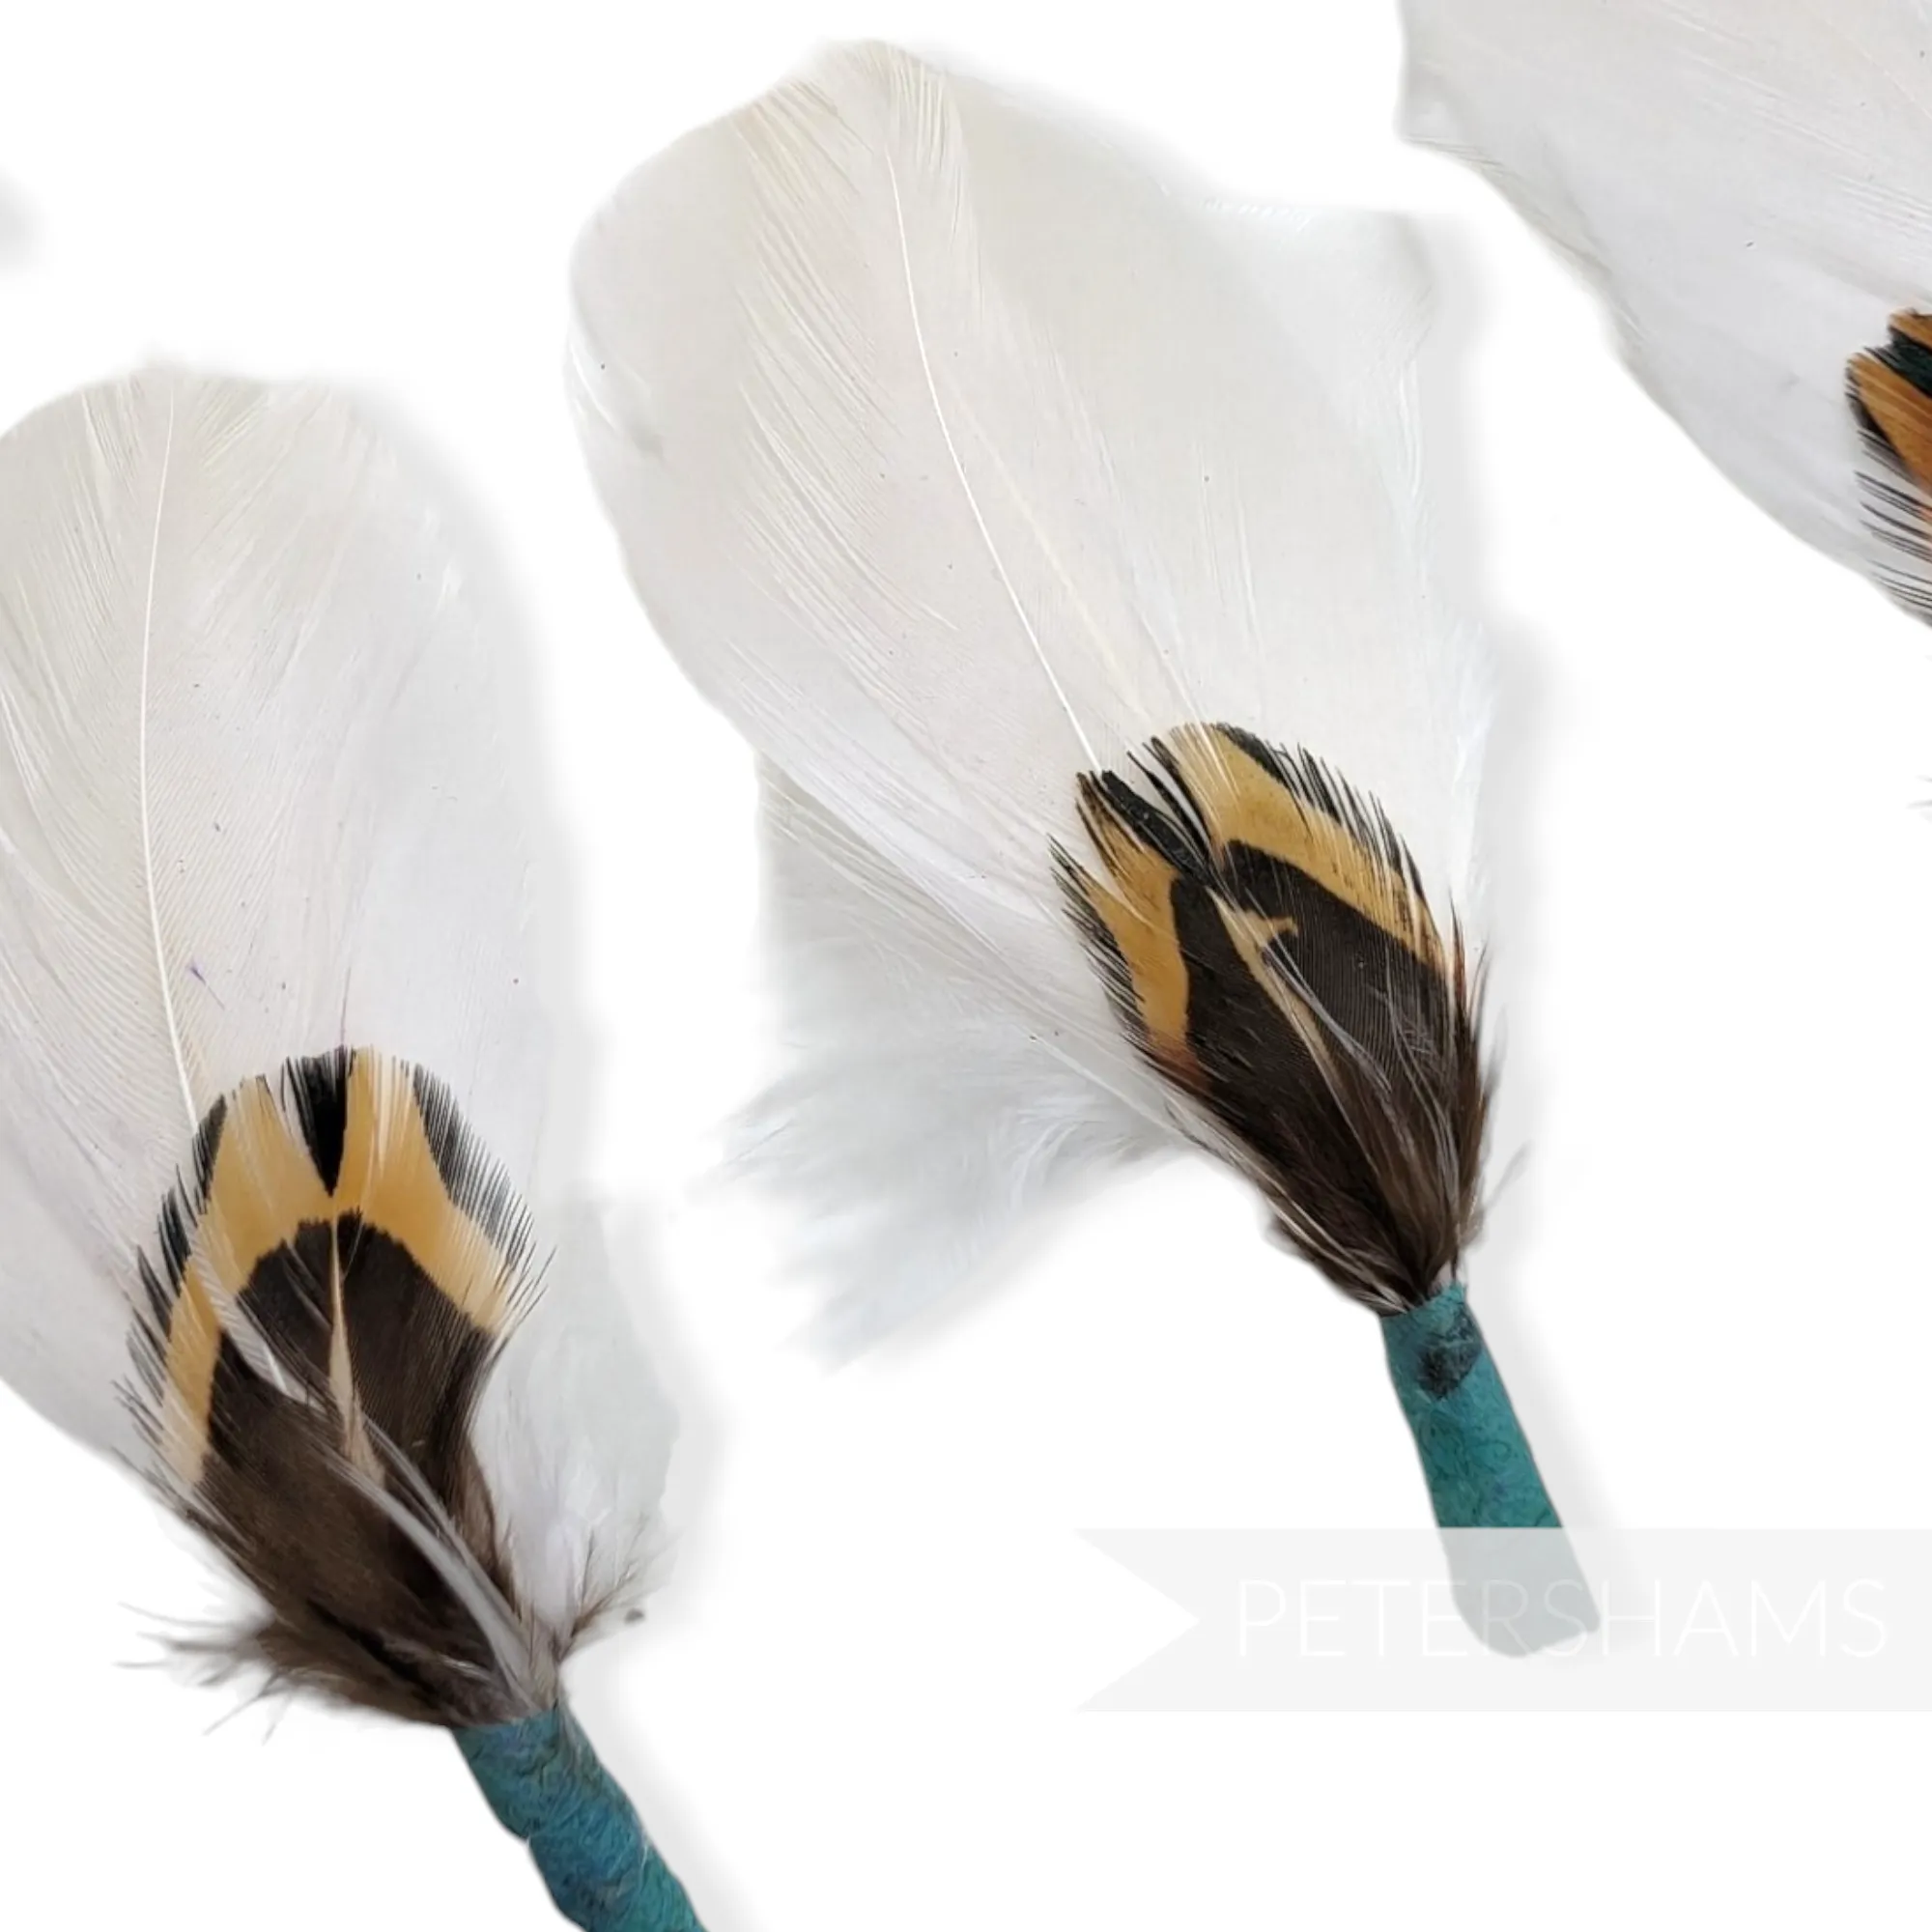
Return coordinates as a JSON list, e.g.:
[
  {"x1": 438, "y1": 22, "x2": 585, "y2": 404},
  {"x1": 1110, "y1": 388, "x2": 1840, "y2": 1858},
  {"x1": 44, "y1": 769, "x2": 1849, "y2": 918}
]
[
  {"x1": 1848, "y1": 311, "x2": 1932, "y2": 616},
  {"x1": 130, "y1": 1047, "x2": 548, "y2": 1726},
  {"x1": 1060, "y1": 722, "x2": 1490, "y2": 1314}
]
